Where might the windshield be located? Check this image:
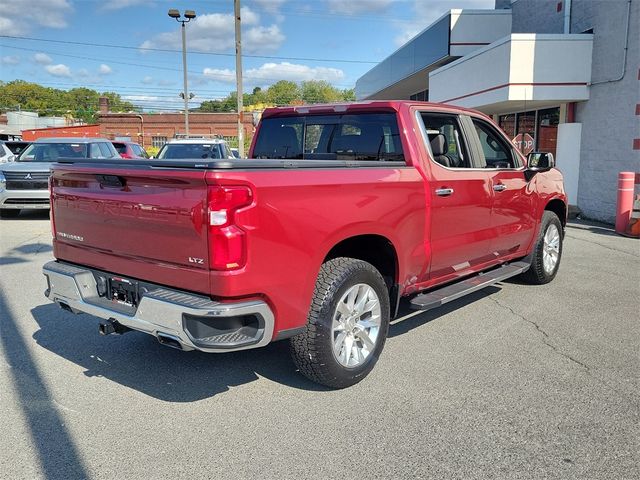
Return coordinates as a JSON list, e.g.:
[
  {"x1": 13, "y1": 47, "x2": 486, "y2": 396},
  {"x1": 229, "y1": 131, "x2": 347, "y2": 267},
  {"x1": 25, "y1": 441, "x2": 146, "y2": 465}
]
[
  {"x1": 18, "y1": 142, "x2": 88, "y2": 162},
  {"x1": 157, "y1": 143, "x2": 225, "y2": 159}
]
